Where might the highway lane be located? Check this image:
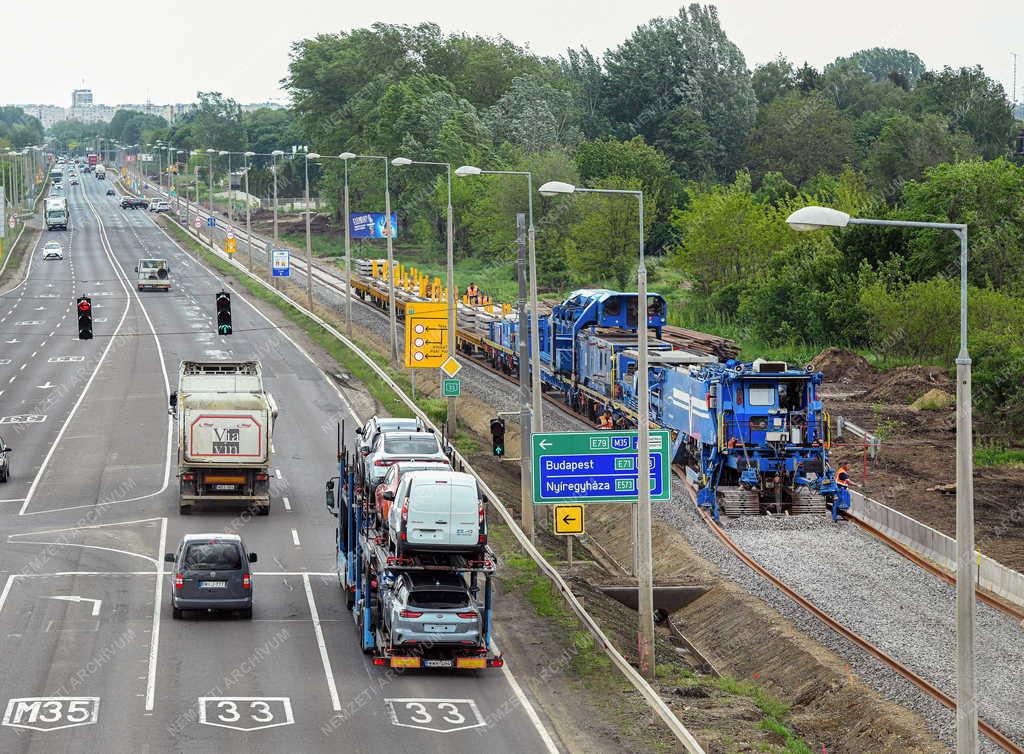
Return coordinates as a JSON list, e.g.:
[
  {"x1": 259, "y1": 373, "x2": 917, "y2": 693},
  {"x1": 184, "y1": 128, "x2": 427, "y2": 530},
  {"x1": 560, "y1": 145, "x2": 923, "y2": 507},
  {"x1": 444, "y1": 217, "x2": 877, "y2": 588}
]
[{"x1": 0, "y1": 174, "x2": 560, "y2": 752}]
